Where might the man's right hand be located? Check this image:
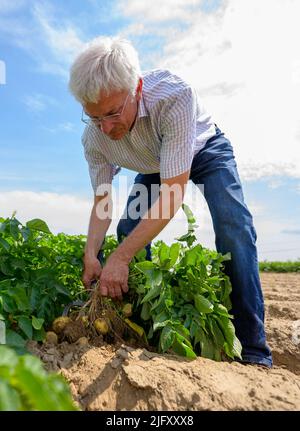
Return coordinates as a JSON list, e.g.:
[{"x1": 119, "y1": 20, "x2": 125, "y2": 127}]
[{"x1": 82, "y1": 256, "x2": 102, "y2": 289}]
